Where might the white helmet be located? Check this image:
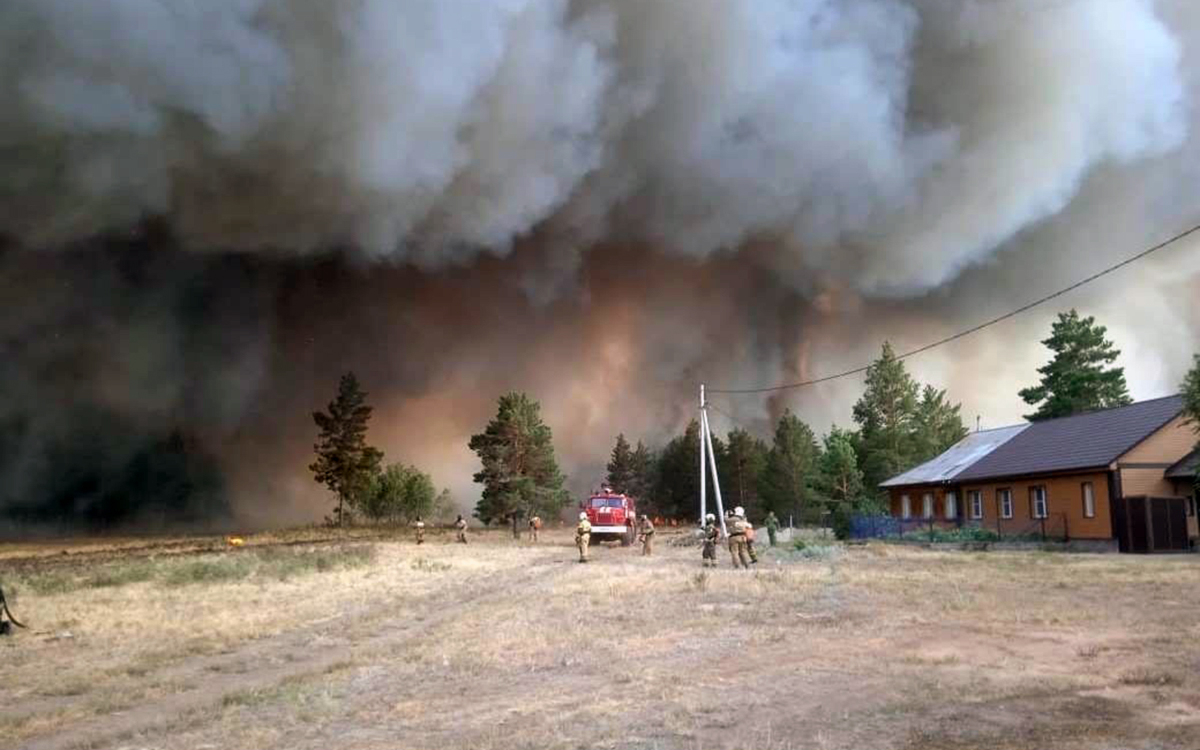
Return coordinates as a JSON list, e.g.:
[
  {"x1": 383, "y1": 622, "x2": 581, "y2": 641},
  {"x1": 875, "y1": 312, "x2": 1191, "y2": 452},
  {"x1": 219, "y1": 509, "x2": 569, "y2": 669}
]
[
  {"x1": 705, "y1": 513, "x2": 715, "y2": 522},
  {"x1": 734, "y1": 506, "x2": 745, "y2": 517},
  {"x1": 579, "y1": 512, "x2": 587, "y2": 520}
]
